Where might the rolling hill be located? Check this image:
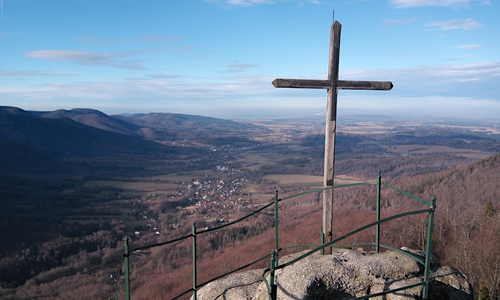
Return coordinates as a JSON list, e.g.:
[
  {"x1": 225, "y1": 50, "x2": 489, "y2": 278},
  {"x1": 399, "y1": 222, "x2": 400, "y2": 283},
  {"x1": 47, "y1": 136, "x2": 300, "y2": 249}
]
[
  {"x1": 27, "y1": 107, "x2": 270, "y2": 145},
  {"x1": 35, "y1": 108, "x2": 141, "y2": 135},
  {"x1": 0, "y1": 107, "x2": 188, "y2": 176}
]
